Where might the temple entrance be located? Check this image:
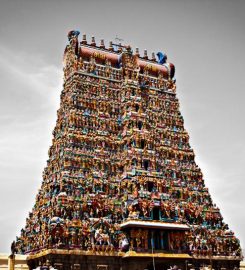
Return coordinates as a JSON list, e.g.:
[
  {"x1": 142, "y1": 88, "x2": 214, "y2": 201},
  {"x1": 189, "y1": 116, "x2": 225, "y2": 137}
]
[
  {"x1": 154, "y1": 231, "x2": 161, "y2": 250},
  {"x1": 148, "y1": 230, "x2": 169, "y2": 251}
]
